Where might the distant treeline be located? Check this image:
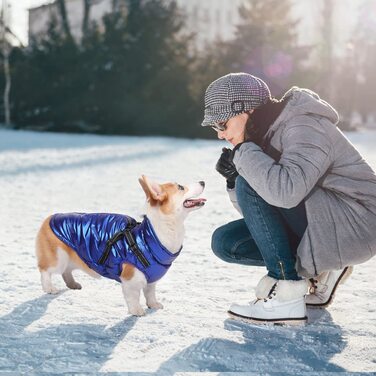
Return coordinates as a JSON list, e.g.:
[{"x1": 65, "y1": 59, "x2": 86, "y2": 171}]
[{"x1": 1, "y1": 0, "x2": 375, "y2": 137}]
